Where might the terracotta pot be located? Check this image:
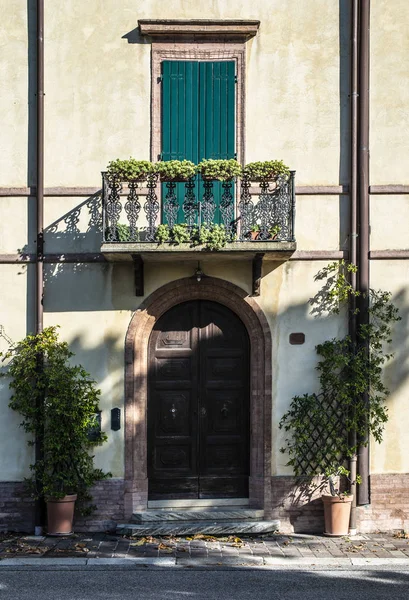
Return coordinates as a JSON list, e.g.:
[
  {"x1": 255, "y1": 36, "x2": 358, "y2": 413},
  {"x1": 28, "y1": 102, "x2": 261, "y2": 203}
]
[
  {"x1": 47, "y1": 494, "x2": 77, "y2": 536},
  {"x1": 322, "y1": 494, "x2": 353, "y2": 536},
  {"x1": 250, "y1": 231, "x2": 259, "y2": 240}
]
